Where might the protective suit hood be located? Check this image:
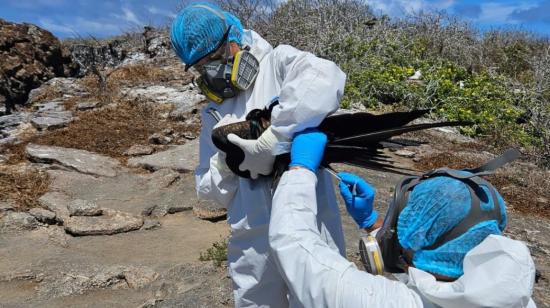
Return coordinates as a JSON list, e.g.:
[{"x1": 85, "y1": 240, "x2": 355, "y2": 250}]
[
  {"x1": 400, "y1": 235, "x2": 536, "y2": 308},
  {"x1": 243, "y1": 29, "x2": 272, "y2": 64}
]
